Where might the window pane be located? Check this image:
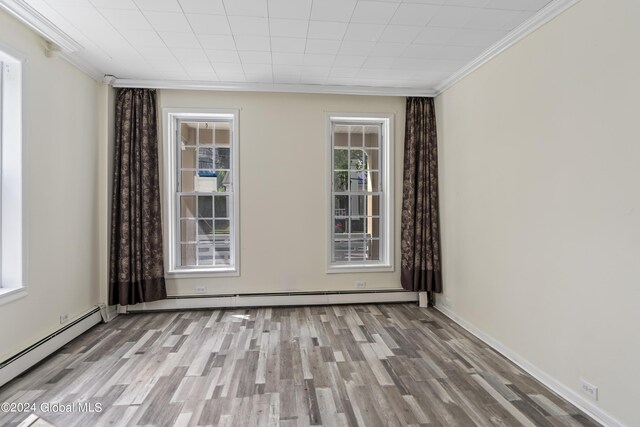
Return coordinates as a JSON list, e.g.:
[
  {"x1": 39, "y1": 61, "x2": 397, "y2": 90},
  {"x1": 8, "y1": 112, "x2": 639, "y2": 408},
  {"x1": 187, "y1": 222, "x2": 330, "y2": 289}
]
[
  {"x1": 335, "y1": 218, "x2": 347, "y2": 234},
  {"x1": 181, "y1": 122, "x2": 198, "y2": 144},
  {"x1": 198, "y1": 219, "x2": 214, "y2": 240},
  {"x1": 350, "y1": 239, "x2": 366, "y2": 259},
  {"x1": 368, "y1": 194, "x2": 380, "y2": 216},
  {"x1": 216, "y1": 147, "x2": 230, "y2": 169},
  {"x1": 181, "y1": 171, "x2": 196, "y2": 192},
  {"x1": 350, "y1": 218, "x2": 364, "y2": 234},
  {"x1": 334, "y1": 149, "x2": 348, "y2": 170},
  {"x1": 368, "y1": 217, "x2": 380, "y2": 238},
  {"x1": 333, "y1": 238, "x2": 349, "y2": 262},
  {"x1": 334, "y1": 172, "x2": 348, "y2": 192},
  {"x1": 198, "y1": 147, "x2": 214, "y2": 170},
  {"x1": 198, "y1": 196, "x2": 213, "y2": 218},
  {"x1": 180, "y1": 195, "x2": 196, "y2": 217},
  {"x1": 350, "y1": 171, "x2": 368, "y2": 192},
  {"x1": 349, "y1": 126, "x2": 364, "y2": 147},
  {"x1": 181, "y1": 147, "x2": 197, "y2": 168},
  {"x1": 350, "y1": 149, "x2": 364, "y2": 170},
  {"x1": 334, "y1": 129, "x2": 348, "y2": 147},
  {"x1": 350, "y1": 195, "x2": 365, "y2": 216},
  {"x1": 216, "y1": 127, "x2": 231, "y2": 145},
  {"x1": 364, "y1": 148, "x2": 379, "y2": 170},
  {"x1": 334, "y1": 195, "x2": 348, "y2": 217},
  {"x1": 368, "y1": 239, "x2": 380, "y2": 260},
  {"x1": 199, "y1": 122, "x2": 214, "y2": 145},
  {"x1": 180, "y1": 219, "x2": 196, "y2": 242},
  {"x1": 215, "y1": 219, "x2": 230, "y2": 234},
  {"x1": 216, "y1": 170, "x2": 231, "y2": 192},
  {"x1": 215, "y1": 240, "x2": 231, "y2": 265},
  {"x1": 181, "y1": 244, "x2": 196, "y2": 266},
  {"x1": 198, "y1": 244, "x2": 214, "y2": 265},
  {"x1": 214, "y1": 195, "x2": 229, "y2": 218},
  {"x1": 364, "y1": 127, "x2": 379, "y2": 148},
  {"x1": 194, "y1": 174, "x2": 217, "y2": 192}
]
